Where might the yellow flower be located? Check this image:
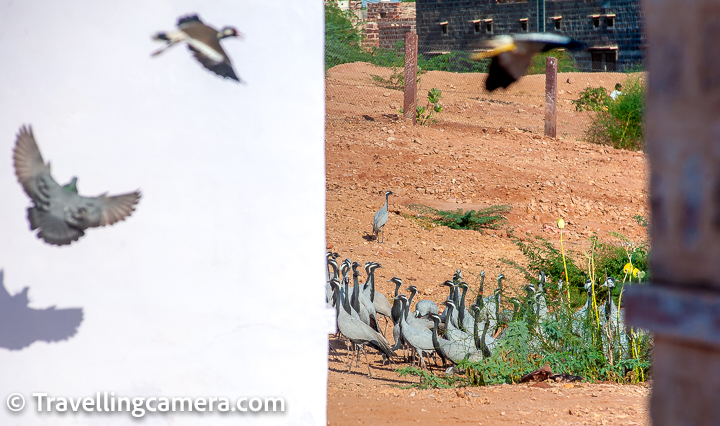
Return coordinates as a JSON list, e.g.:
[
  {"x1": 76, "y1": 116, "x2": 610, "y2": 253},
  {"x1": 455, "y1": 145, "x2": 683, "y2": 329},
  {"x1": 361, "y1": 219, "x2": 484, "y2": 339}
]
[
  {"x1": 633, "y1": 268, "x2": 639, "y2": 277},
  {"x1": 557, "y1": 218, "x2": 565, "y2": 229},
  {"x1": 623, "y1": 263, "x2": 633, "y2": 274}
]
